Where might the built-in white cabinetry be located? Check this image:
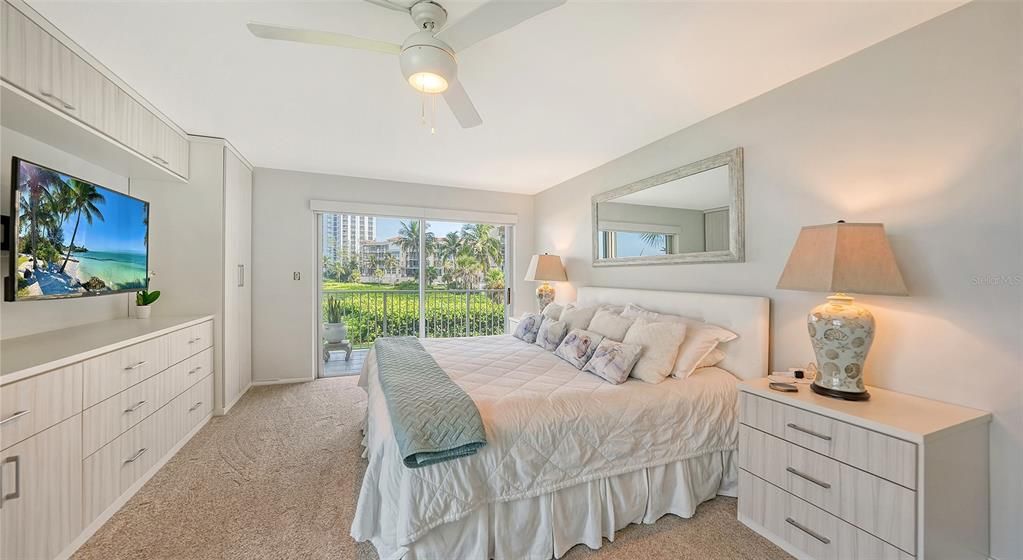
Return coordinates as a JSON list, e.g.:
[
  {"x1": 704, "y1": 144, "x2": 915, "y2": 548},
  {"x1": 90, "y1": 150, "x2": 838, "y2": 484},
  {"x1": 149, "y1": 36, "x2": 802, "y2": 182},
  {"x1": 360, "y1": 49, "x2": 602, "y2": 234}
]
[
  {"x1": 222, "y1": 148, "x2": 253, "y2": 410},
  {"x1": 0, "y1": 316, "x2": 214, "y2": 560},
  {"x1": 0, "y1": 0, "x2": 189, "y2": 181}
]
